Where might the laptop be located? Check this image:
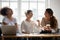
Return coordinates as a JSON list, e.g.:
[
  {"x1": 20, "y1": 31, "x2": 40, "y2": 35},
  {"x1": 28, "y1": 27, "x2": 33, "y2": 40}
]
[{"x1": 1, "y1": 25, "x2": 17, "y2": 35}]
